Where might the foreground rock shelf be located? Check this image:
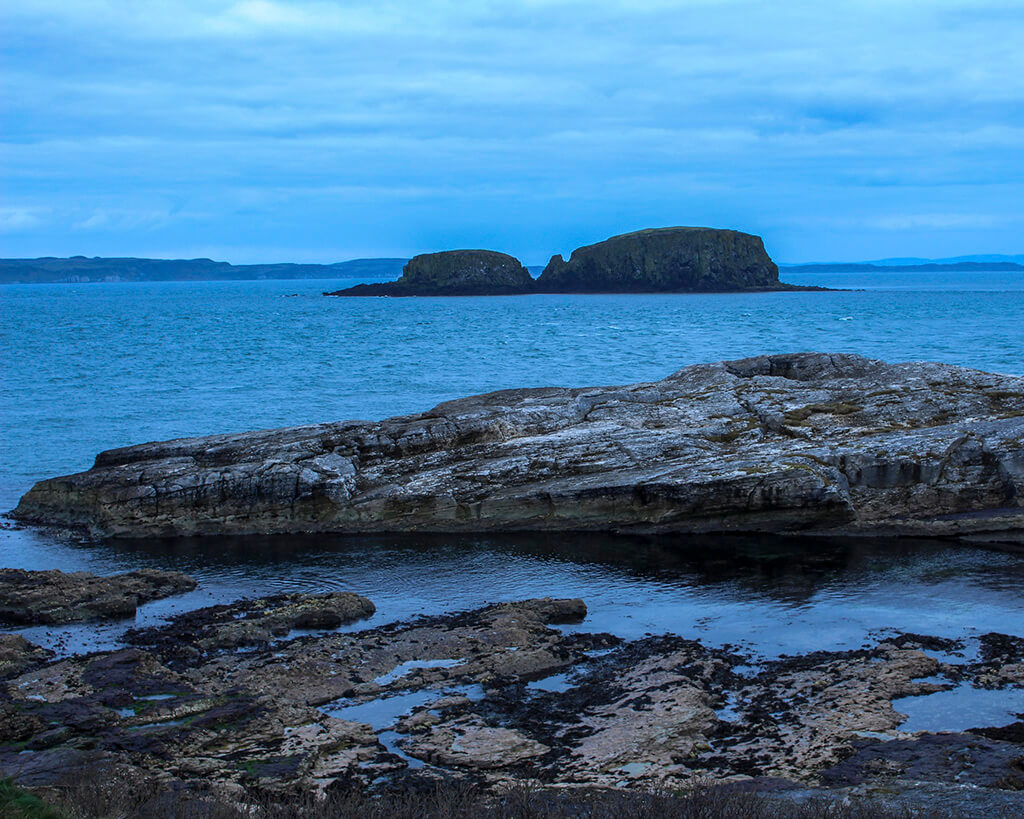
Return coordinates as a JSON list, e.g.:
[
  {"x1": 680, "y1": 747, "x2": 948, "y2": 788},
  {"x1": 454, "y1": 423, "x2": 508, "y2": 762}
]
[
  {"x1": 0, "y1": 568, "x2": 197, "y2": 625},
  {"x1": 1, "y1": 594, "x2": 1022, "y2": 808},
  {"x1": 12, "y1": 353, "x2": 1024, "y2": 542}
]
